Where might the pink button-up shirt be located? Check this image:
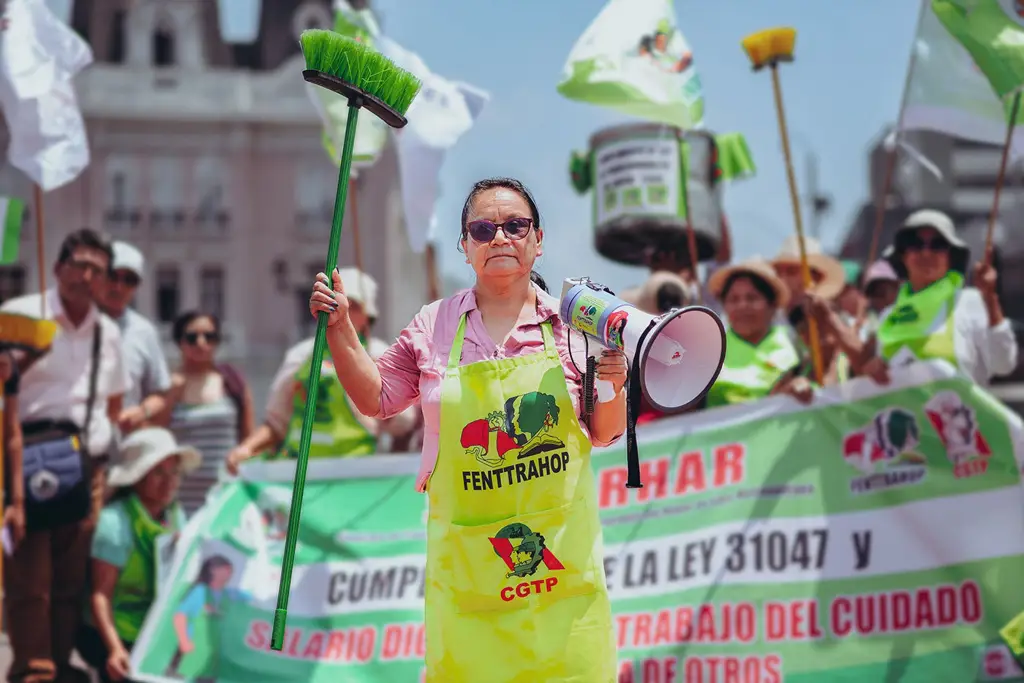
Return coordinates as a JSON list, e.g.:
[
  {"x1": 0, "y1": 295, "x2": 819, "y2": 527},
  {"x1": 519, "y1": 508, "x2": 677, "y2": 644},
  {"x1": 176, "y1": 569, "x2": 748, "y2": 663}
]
[{"x1": 375, "y1": 285, "x2": 615, "y2": 492}]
